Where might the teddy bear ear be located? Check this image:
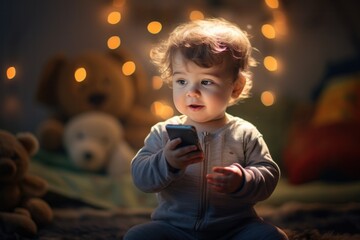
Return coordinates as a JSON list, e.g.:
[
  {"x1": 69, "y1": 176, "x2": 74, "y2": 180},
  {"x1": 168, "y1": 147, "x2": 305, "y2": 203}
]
[
  {"x1": 16, "y1": 132, "x2": 40, "y2": 156},
  {"x1": 108, "y1": 49, "x2": 148, "y2": 96},
  {"x1": 35, "y1": 54, "x2": 67, "y2": 108}
]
